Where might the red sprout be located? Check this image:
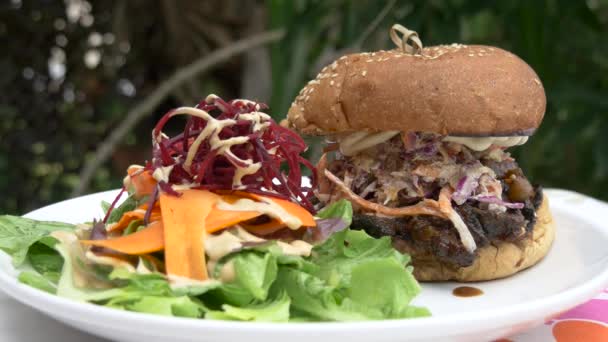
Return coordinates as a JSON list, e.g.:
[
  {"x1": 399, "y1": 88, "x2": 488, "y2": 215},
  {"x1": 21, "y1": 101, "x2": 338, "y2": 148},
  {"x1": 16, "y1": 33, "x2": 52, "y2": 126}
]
[
  {"x1": 143, "y1": 186, "x2": 159, "y2": 226},
  {"x1": 102, "y1": 187, "x2": 126, "y2": 224}
]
